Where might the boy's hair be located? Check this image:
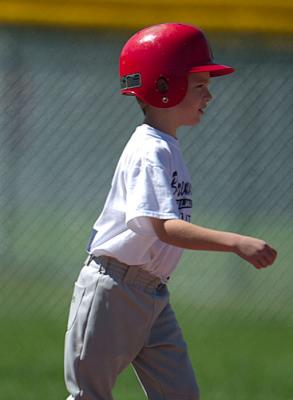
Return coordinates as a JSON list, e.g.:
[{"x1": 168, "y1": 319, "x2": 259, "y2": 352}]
[{"x1": 119, "y1": 23, "x2": 234, "y2": 109}]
